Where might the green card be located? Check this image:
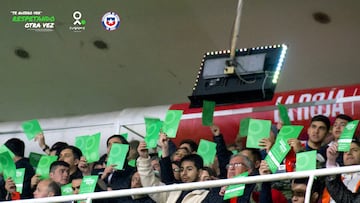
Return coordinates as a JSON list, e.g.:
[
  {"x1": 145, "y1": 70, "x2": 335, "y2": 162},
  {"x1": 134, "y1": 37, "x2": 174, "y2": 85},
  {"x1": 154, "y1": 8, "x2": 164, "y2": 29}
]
[
  {"x1": 128, "y1": 159, "x2": 136, "y2": 167},
  {"x1": 276, "y1": 125, "x2": 304, "y2": 141},
  {"x1": 79, "y1": 175, "x2": 98, "y2": 194},
  {"x1": 75, "y1": 133, "x2": 101, "y2": 163},
  {"x1": 21, "y1": 119, "x2": 43, "y2": 140},
  {"x1": 296, "y1": 150, "x2": 316, "y2": 172},
  {"x1": 162, "y1": 110, "x2": 183, "y2": 138},
  {"x1": 158, "y1": 150, "x2": 162, "y2": 158},
  {"x1": 223, "y1": 172, "x2": 248, "y2": 200},
  {"x1": 265, "y1": 138, "x2": 291, "y2": 173},
  {"x1": 0, "y1": 145, "x2": 15, "y2": 159},
  {"x1": 239, "y1": 118, "x2": 250, "y2": 137},
  {"x1": 246, "y1": 119, "x2": 271, "y2": 149},
  {"x1": 277, "y1": 104, "x2": 291, "y2": 125},
  {"x1": 197, "y1": 139, "x2": 217, "y2": 166},
  {"x1": 121, "y1": 133, "x2": 128, "y2": 140},
  {"x1": 0, "y1": 151, "x2": 16, "y2": 180},
  {"x1": 36, "y1": 155, "x2": 58, "y2": 179},
  {"x1": 15, "y1": 168, "x2": 25, "y2": 193},
  {"x1": 232, "y1": 150, "x2": 238, "y2": 155},
  {"x1": 202, "y1": 100, "x2": 215, "y2": 126},
  {"x1": 144, "y1": 117, "x2": 162, "y2": 148},
  {"x1": 61, "y1": 183, "x2": 73, "y2": 196},
  {"x1": 338, "y1": 120, "x2": 359, "y2": 152},
  {"x1": 29, "y1": 152, "x2": 43, "y2": 169},
  {"x1": 107, "y1": 143, "x2": 129, "y2": 170}
]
